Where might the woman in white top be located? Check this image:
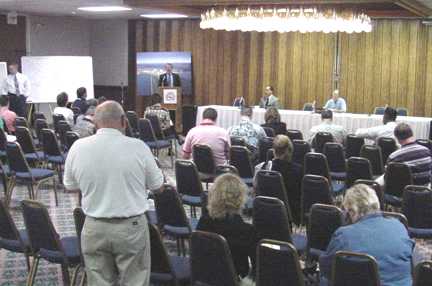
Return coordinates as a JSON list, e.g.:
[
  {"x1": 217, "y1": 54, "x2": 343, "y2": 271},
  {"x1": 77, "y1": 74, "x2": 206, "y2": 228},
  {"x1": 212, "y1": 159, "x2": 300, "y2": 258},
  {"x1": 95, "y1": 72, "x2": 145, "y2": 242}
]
[{"x1": 53, "y1": 92, "x2": 74, "y2": 126}]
